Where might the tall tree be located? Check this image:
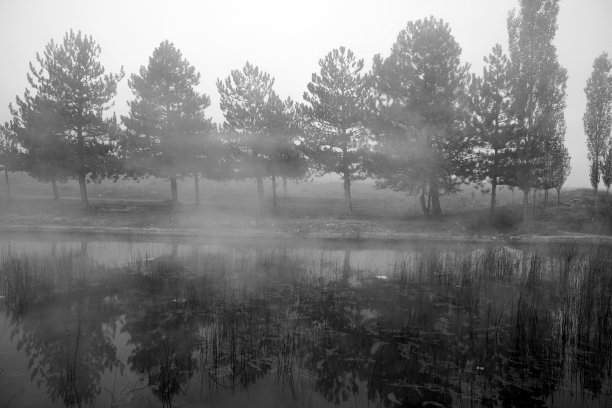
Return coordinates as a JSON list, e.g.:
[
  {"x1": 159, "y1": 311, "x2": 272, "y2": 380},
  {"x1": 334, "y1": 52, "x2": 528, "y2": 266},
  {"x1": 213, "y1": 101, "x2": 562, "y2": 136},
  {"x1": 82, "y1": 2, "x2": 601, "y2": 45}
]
[
  {"x1": 370, "y1": 17, "x2": 471, "y2": 217},
  {"x1": 552, "y1": 145, "x2": 571, "y2": 205},
  {"x1": 584, "y1": 52, "x2": 612, "y2": 212},
  {"x1": 7, "y1": 94, "x2": 69, "y2": 200},
  {"x1": 539, "y1": 125, "x2": 568, "y2": 209},
  {"x1": 217, "y1": 62, "x2": 288, "y2": 212},
  {"x1": 507, "y1": 0, "x2": 566, "y2": 221},
  {"x1": 302, "y1": 47, "x2": 372, "y2": 214},
  {"x1": 122, "y1": 40, "x2": 213, "y2": 207},
  {"x1": 531, "y1": 57, "x2": 568, "y2": 213},
  {"x1": 0, "y1": 125, "x2": 21, "y2": 201},
  {"x1": 602, "y1": 147, "x2": 612, "y2": 199},
  {"x1": 9, "y1": 30, "x2": 123, "y2": 207},
  {"x1": 267, "y1": 97, "x2": 309, "y2": 207},
  {"x1": 469, "y1": 44, "x2": 515, "y2": 220}
]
